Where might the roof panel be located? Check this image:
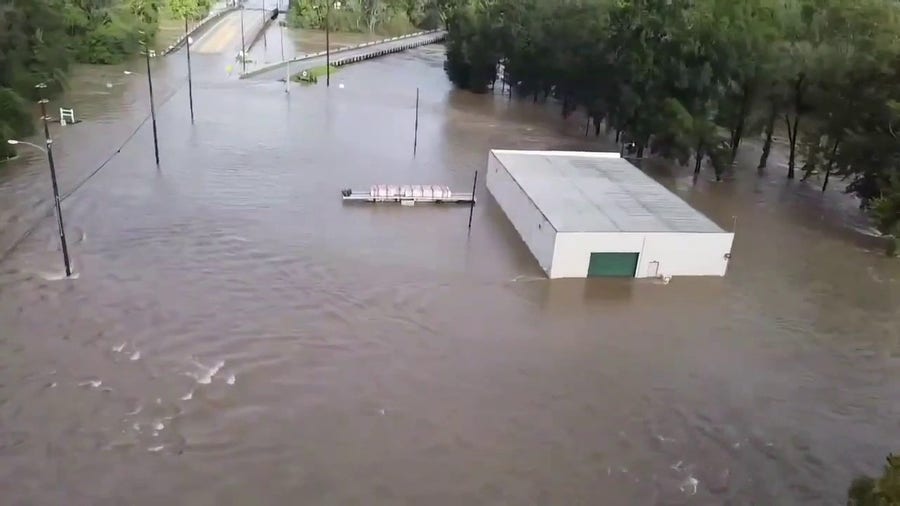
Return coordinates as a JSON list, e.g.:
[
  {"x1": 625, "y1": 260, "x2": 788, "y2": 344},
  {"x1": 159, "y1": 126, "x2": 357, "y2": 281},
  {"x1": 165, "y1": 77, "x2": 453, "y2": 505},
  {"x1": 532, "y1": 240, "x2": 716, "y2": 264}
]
[{"x1": 491, "y1": 150, "x2": 727, "y2": 233}]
